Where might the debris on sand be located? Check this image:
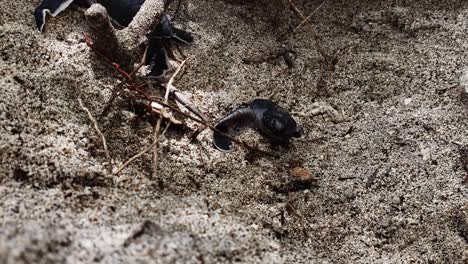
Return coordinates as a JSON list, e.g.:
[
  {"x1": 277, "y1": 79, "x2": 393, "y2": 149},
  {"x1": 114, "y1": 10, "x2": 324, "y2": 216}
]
[{"x1": 273, "y1": 166, "x2": 316, "y2": 193}]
